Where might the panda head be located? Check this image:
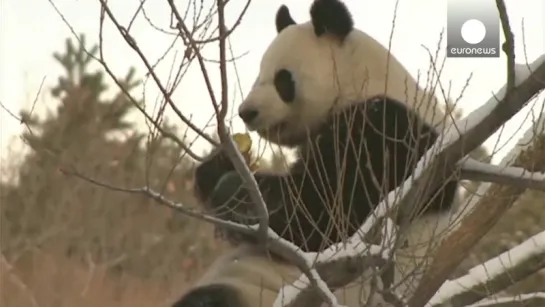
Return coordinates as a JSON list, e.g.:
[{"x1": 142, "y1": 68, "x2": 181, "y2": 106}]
[
  {"x1": 238, "y1": 0, "x2": 358, "y2": 146},
  {"x1": 238, "y1": 0, "x2": 422, "y2": 147}
]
